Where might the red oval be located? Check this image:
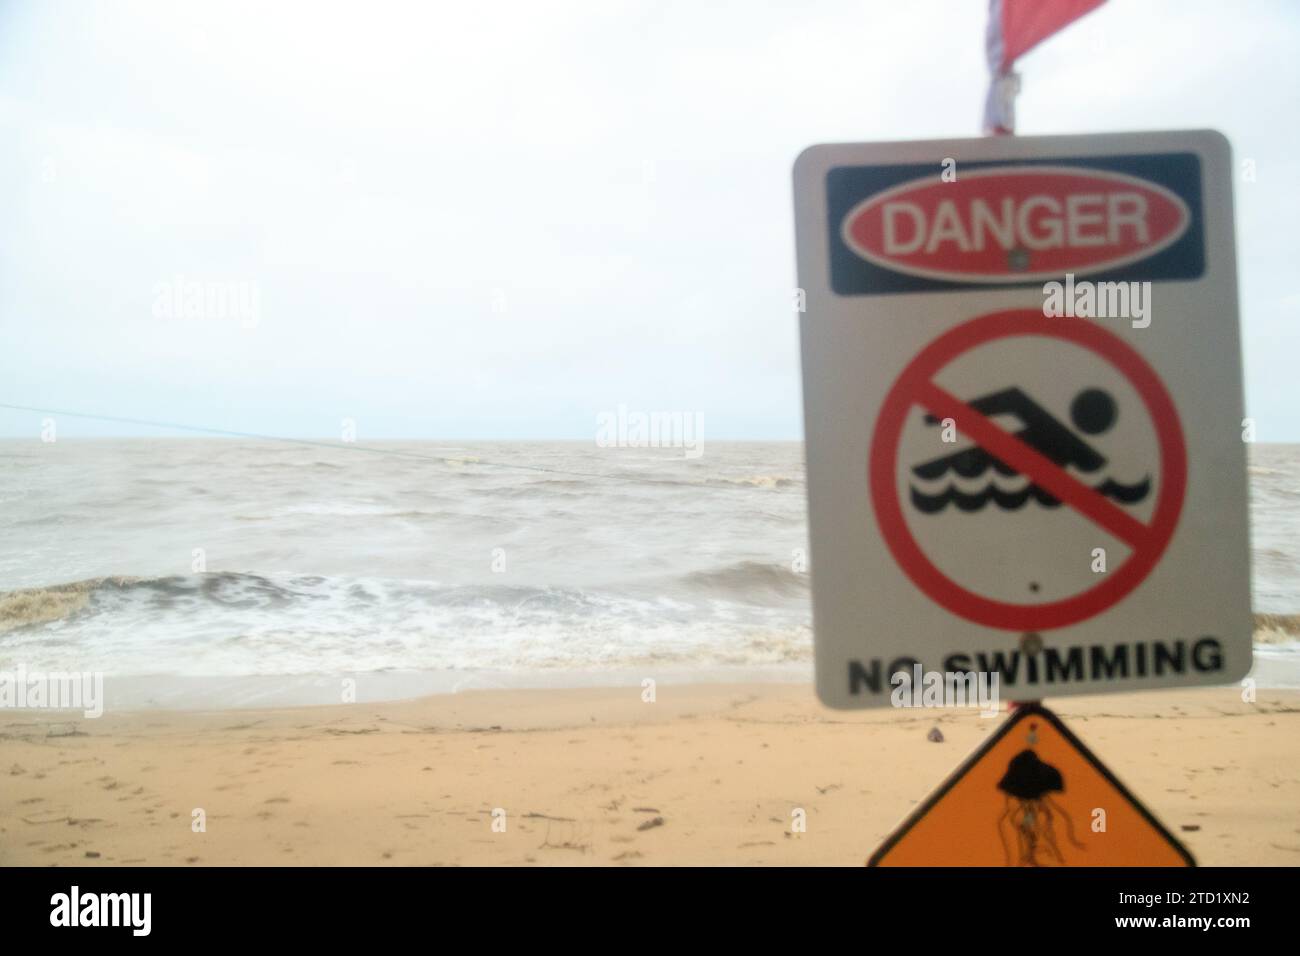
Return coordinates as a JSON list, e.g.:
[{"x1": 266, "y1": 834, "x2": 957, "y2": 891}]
[{"x1": 842, "y1": 166, "x2": 1190, "y2": 283}]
